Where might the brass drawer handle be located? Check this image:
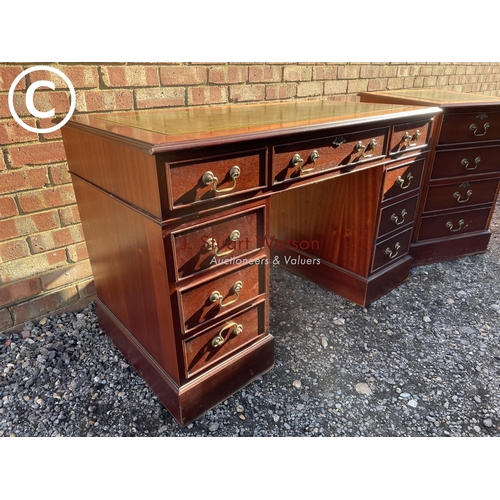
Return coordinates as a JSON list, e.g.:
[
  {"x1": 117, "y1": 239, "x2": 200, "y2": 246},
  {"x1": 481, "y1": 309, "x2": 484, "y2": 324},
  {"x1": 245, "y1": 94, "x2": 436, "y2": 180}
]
[
  {"x1": 385, "y1": 242, "x2": 401, "y2": 259},
  {"x1": 202, "y1": 166, "x2": 240, "y2": 193},
  {"x1": 395, "y1": 172, "x2": 413, "y2": 190},
  {"x1": 310, "y1": 150, "x2": 319, "y2": 169},
  {"x1": 211, "y1": 322, "x2": 243, "y2": 348},
  {"x1": 470, "y1": 122, "x2": 490, "y2": 137},
  {"x1": 355, "y1": 138, "x2": 378, "y2": 158},
  {"x1": 210, "y1": 281, "x2": 243, "y2": 308},
  {"x1": 390, "y1": 209, "x2": 407, "y2": 226},
  {"x1": 205, "y1": 230, "x2": 241, "y2": 257},
  {"x1": 292, "y1": 151, "x2": 318, "y2": 173},
  {"x1": 453, "y1": 189, "x2": 473, "y2": 203},
  {"x1": 461, "y1": 157, "x2": 481, "y2": 171},
  {"x1": 446, "y1": 219, "x2": 466, "y2": 232},
  {"x1": 402, "y1": 130, "x2": 421, "y2": 147},
  {"x1": 291, "y1": 153, "x2": 304, "y2": 169}
]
